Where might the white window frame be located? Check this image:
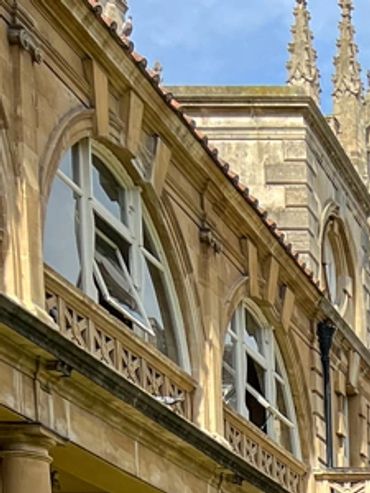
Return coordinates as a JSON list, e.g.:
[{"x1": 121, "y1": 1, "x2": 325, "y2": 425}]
[
  {"x1": 223, "y1": 301, "x2": 301, "y2": 458},
  {"x1": 322, "y1": 218, "x2": 353, "y2": 319},
  {"x1": 47, "y1": 138, "x2": 190, "y2": 371}
]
